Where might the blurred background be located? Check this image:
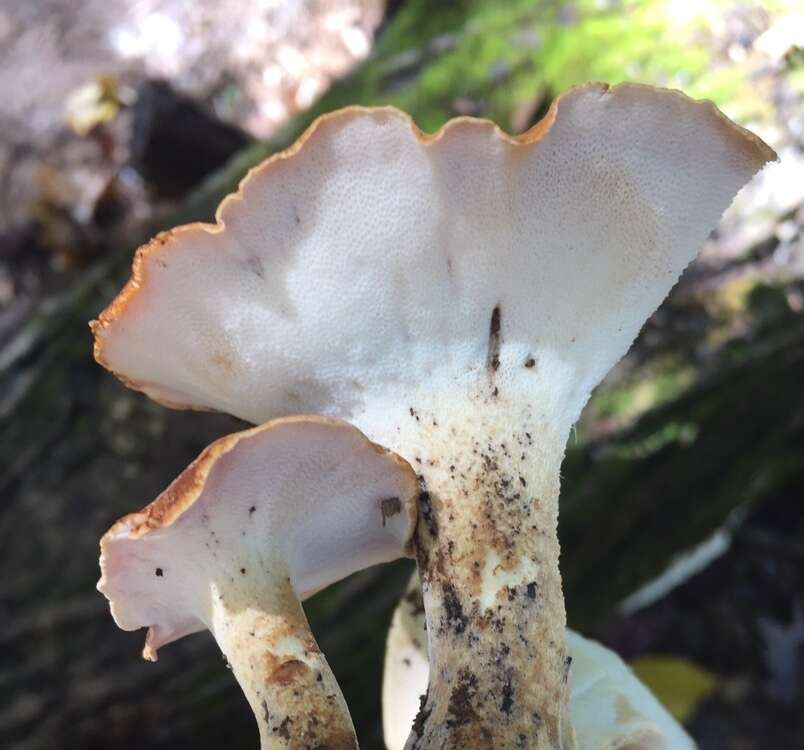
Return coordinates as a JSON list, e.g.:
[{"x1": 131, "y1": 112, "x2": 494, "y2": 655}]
[{"x1": 2, "y1": 1, "x2": 803, "y2": 748}]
